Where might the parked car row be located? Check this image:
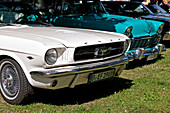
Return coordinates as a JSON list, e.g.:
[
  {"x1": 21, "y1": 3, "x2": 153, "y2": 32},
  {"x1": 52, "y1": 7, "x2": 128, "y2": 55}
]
[
  {"x1": 102, "y1": 1, "x2": 170, "y2": 40},
  {"x1": 0, "y1": 0, "x2": 168, "y2": 104}
]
